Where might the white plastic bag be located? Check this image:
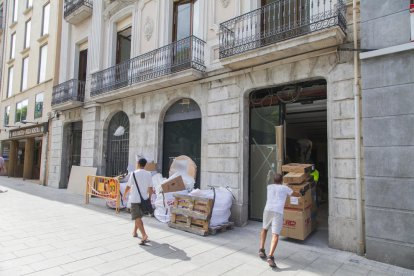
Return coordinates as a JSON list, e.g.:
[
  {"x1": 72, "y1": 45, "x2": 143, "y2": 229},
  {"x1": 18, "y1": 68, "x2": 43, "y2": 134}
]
[
  {"x1": 189, "y1": 187, "x2": 234, "y2": 227},
  {"x1": 154, "y1": 190, "x2": 189, "y2": 223}
]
